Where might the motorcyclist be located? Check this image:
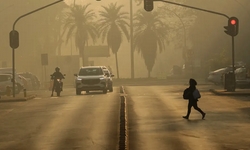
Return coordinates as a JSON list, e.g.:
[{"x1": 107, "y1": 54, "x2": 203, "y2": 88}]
[{"x1": 51, "y1": 67, "x2": 65, "y2": 96}]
